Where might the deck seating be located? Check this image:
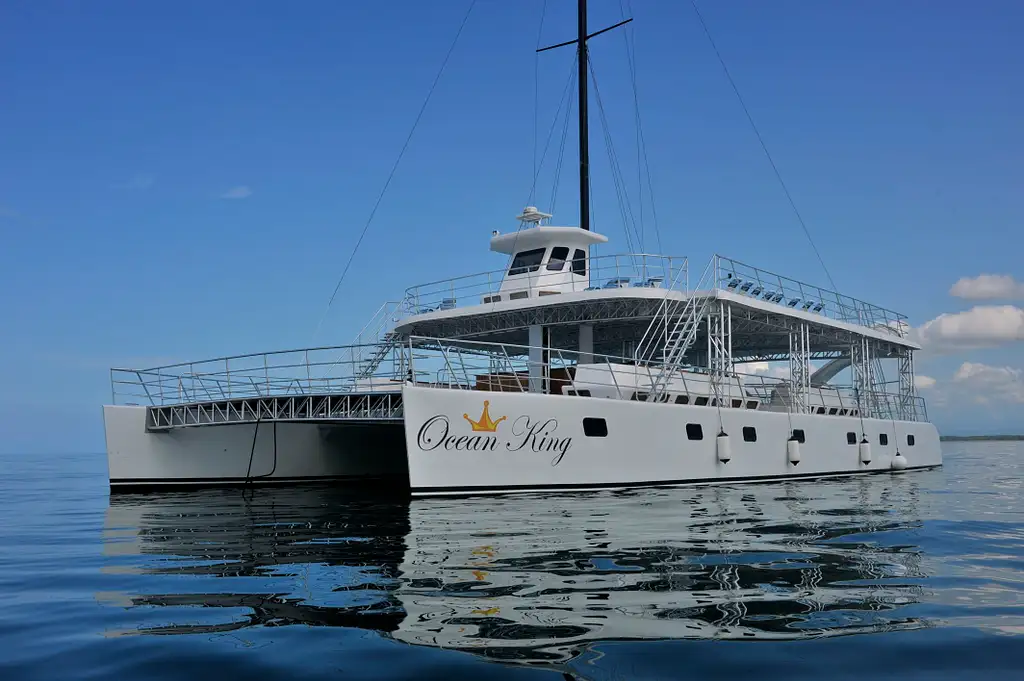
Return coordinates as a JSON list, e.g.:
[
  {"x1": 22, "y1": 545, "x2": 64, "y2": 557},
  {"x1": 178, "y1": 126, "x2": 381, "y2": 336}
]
[
  {"x1": 440, "y1": 298, "x2": 456, "y2": 310},
  {"x1": 603, "y1": 277, "x2": 631, "y2": 288}
]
